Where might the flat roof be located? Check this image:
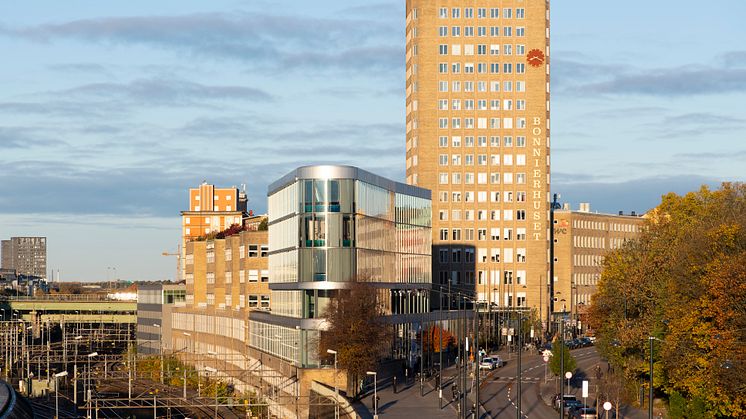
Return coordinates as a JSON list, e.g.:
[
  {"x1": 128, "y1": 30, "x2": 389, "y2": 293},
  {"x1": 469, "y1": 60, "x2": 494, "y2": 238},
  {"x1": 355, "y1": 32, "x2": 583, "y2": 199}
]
[{"x1": 268, "y1": 165, "x2": 431, "y2": 200}]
